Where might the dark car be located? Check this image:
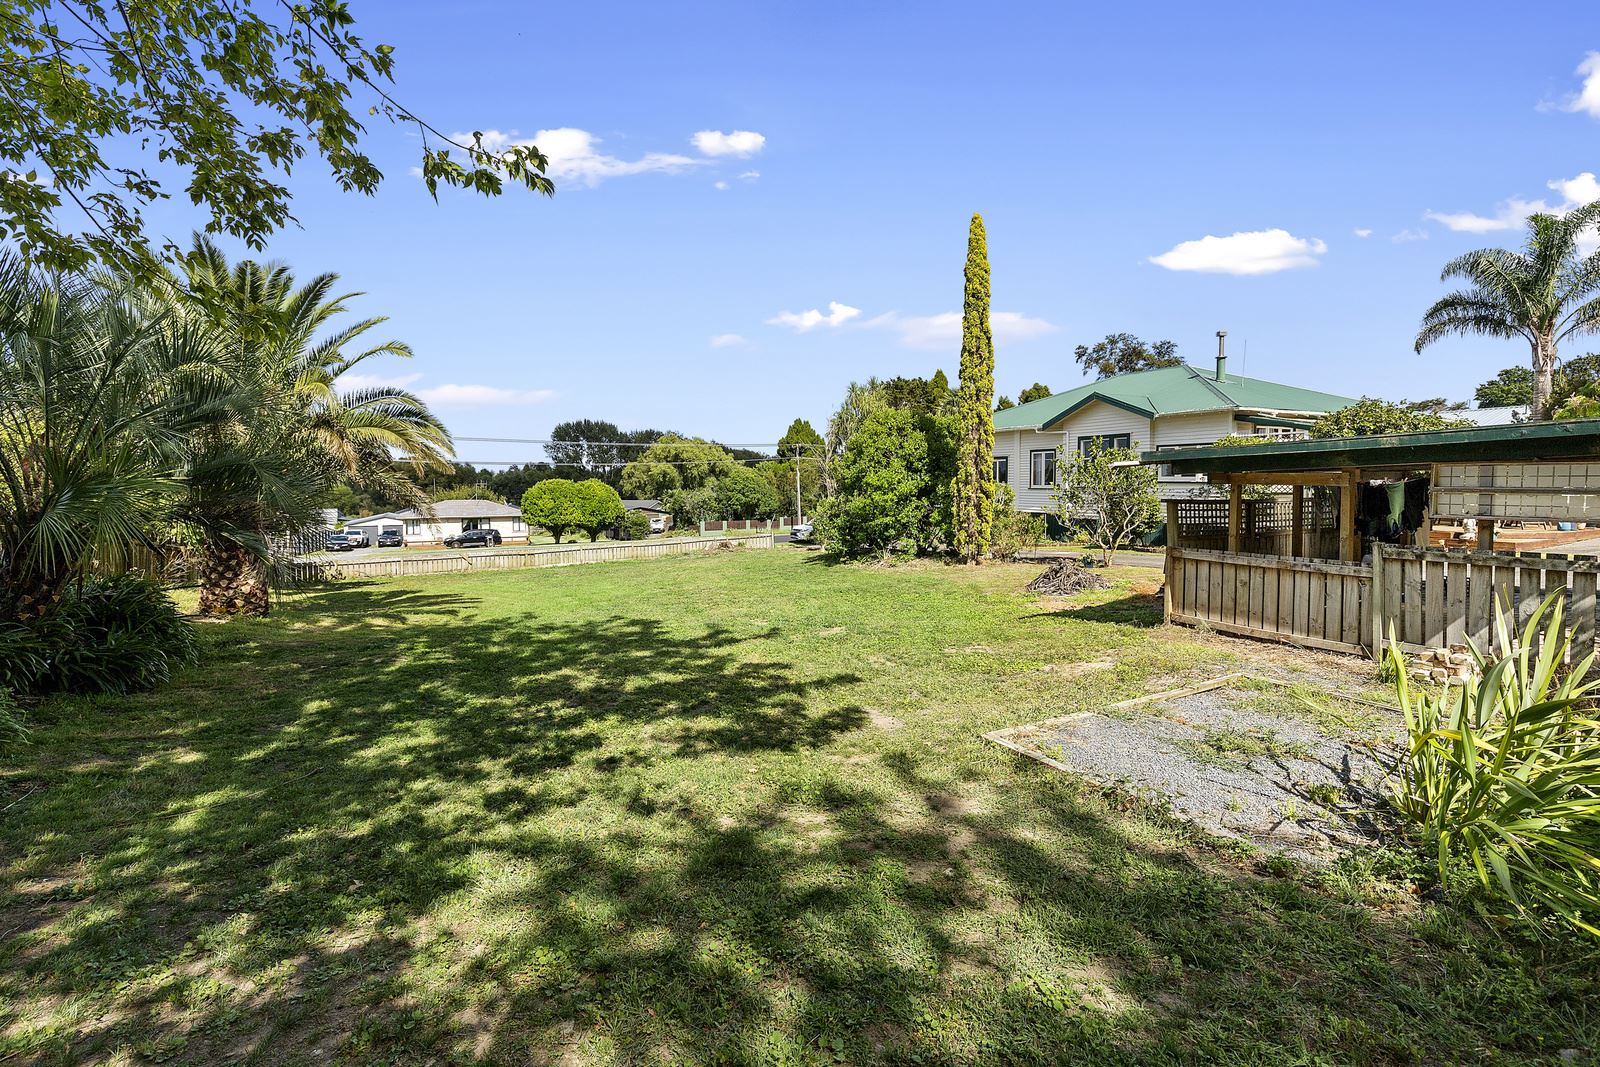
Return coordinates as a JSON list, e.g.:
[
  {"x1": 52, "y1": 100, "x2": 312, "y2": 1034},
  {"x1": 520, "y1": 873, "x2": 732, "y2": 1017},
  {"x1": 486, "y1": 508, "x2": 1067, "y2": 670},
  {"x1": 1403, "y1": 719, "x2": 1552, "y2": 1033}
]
[
  {"x1": 376, "y1": 530, "x2": 404, "y2": 547},
  {"x1": 324, "y1": 532, "x2": 363, "y2": 552},
  {"x1": 443, "y1": 528, "x2": 502, "y2": 548}
]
